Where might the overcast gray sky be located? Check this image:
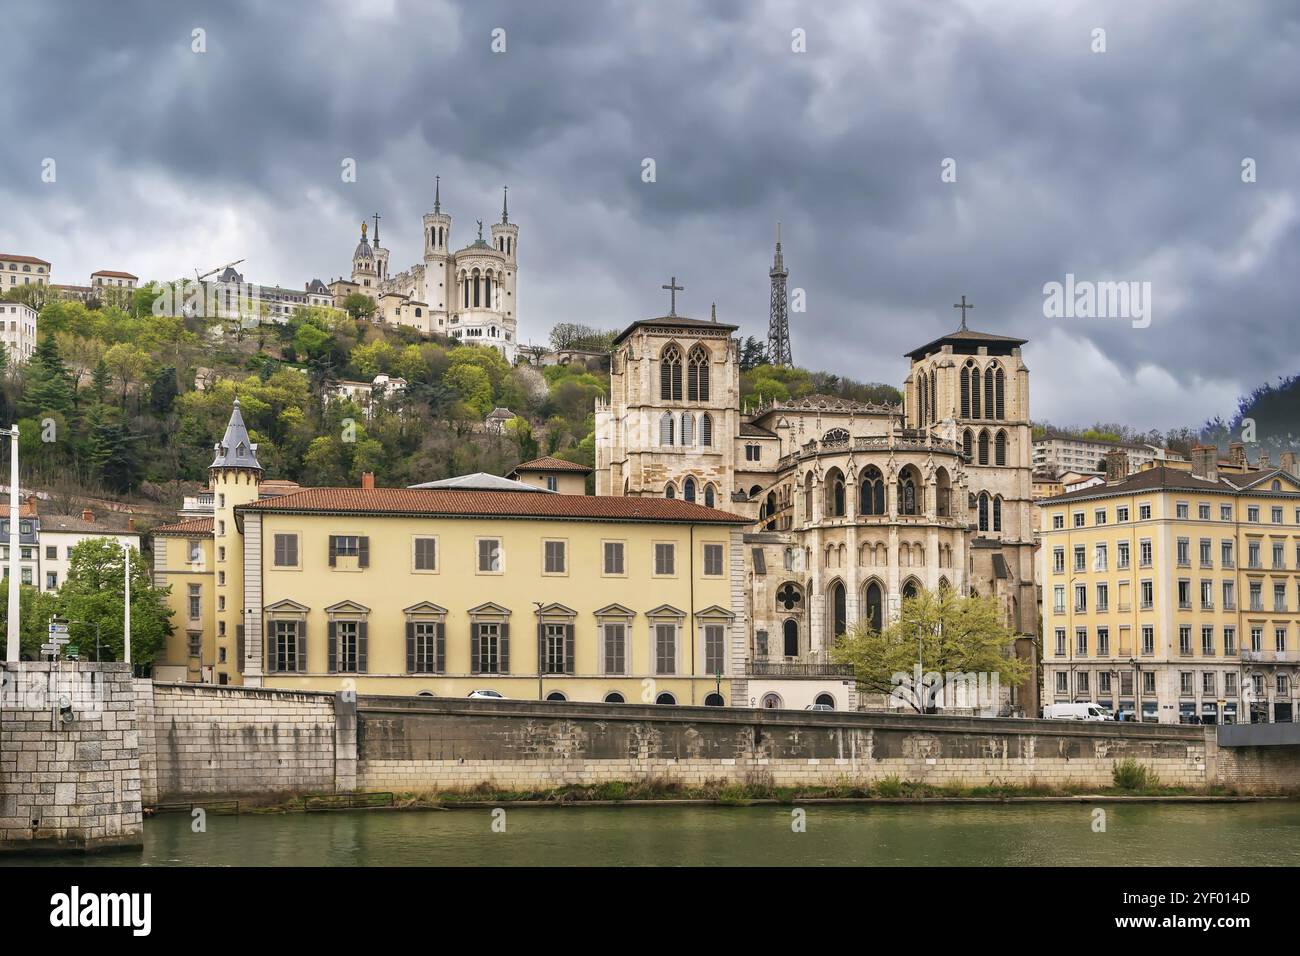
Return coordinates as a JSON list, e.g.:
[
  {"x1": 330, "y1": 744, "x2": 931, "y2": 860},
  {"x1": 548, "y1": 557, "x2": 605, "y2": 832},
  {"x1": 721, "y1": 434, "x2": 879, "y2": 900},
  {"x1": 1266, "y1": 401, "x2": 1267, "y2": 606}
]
[{"x1": 1, "y1": 0, "x2": 1297, "y2": 432}]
